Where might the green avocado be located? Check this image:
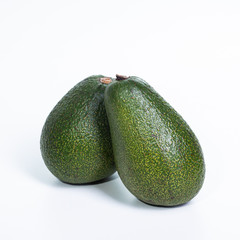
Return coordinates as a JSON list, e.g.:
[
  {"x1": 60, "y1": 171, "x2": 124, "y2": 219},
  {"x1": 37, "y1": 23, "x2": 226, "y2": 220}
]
[
  {"x1": 104, "y1": 75, "x2": 205, "y2": 206},
  {"x1": 40, "y1": 75, "x2": 116, "y2": 184}
]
